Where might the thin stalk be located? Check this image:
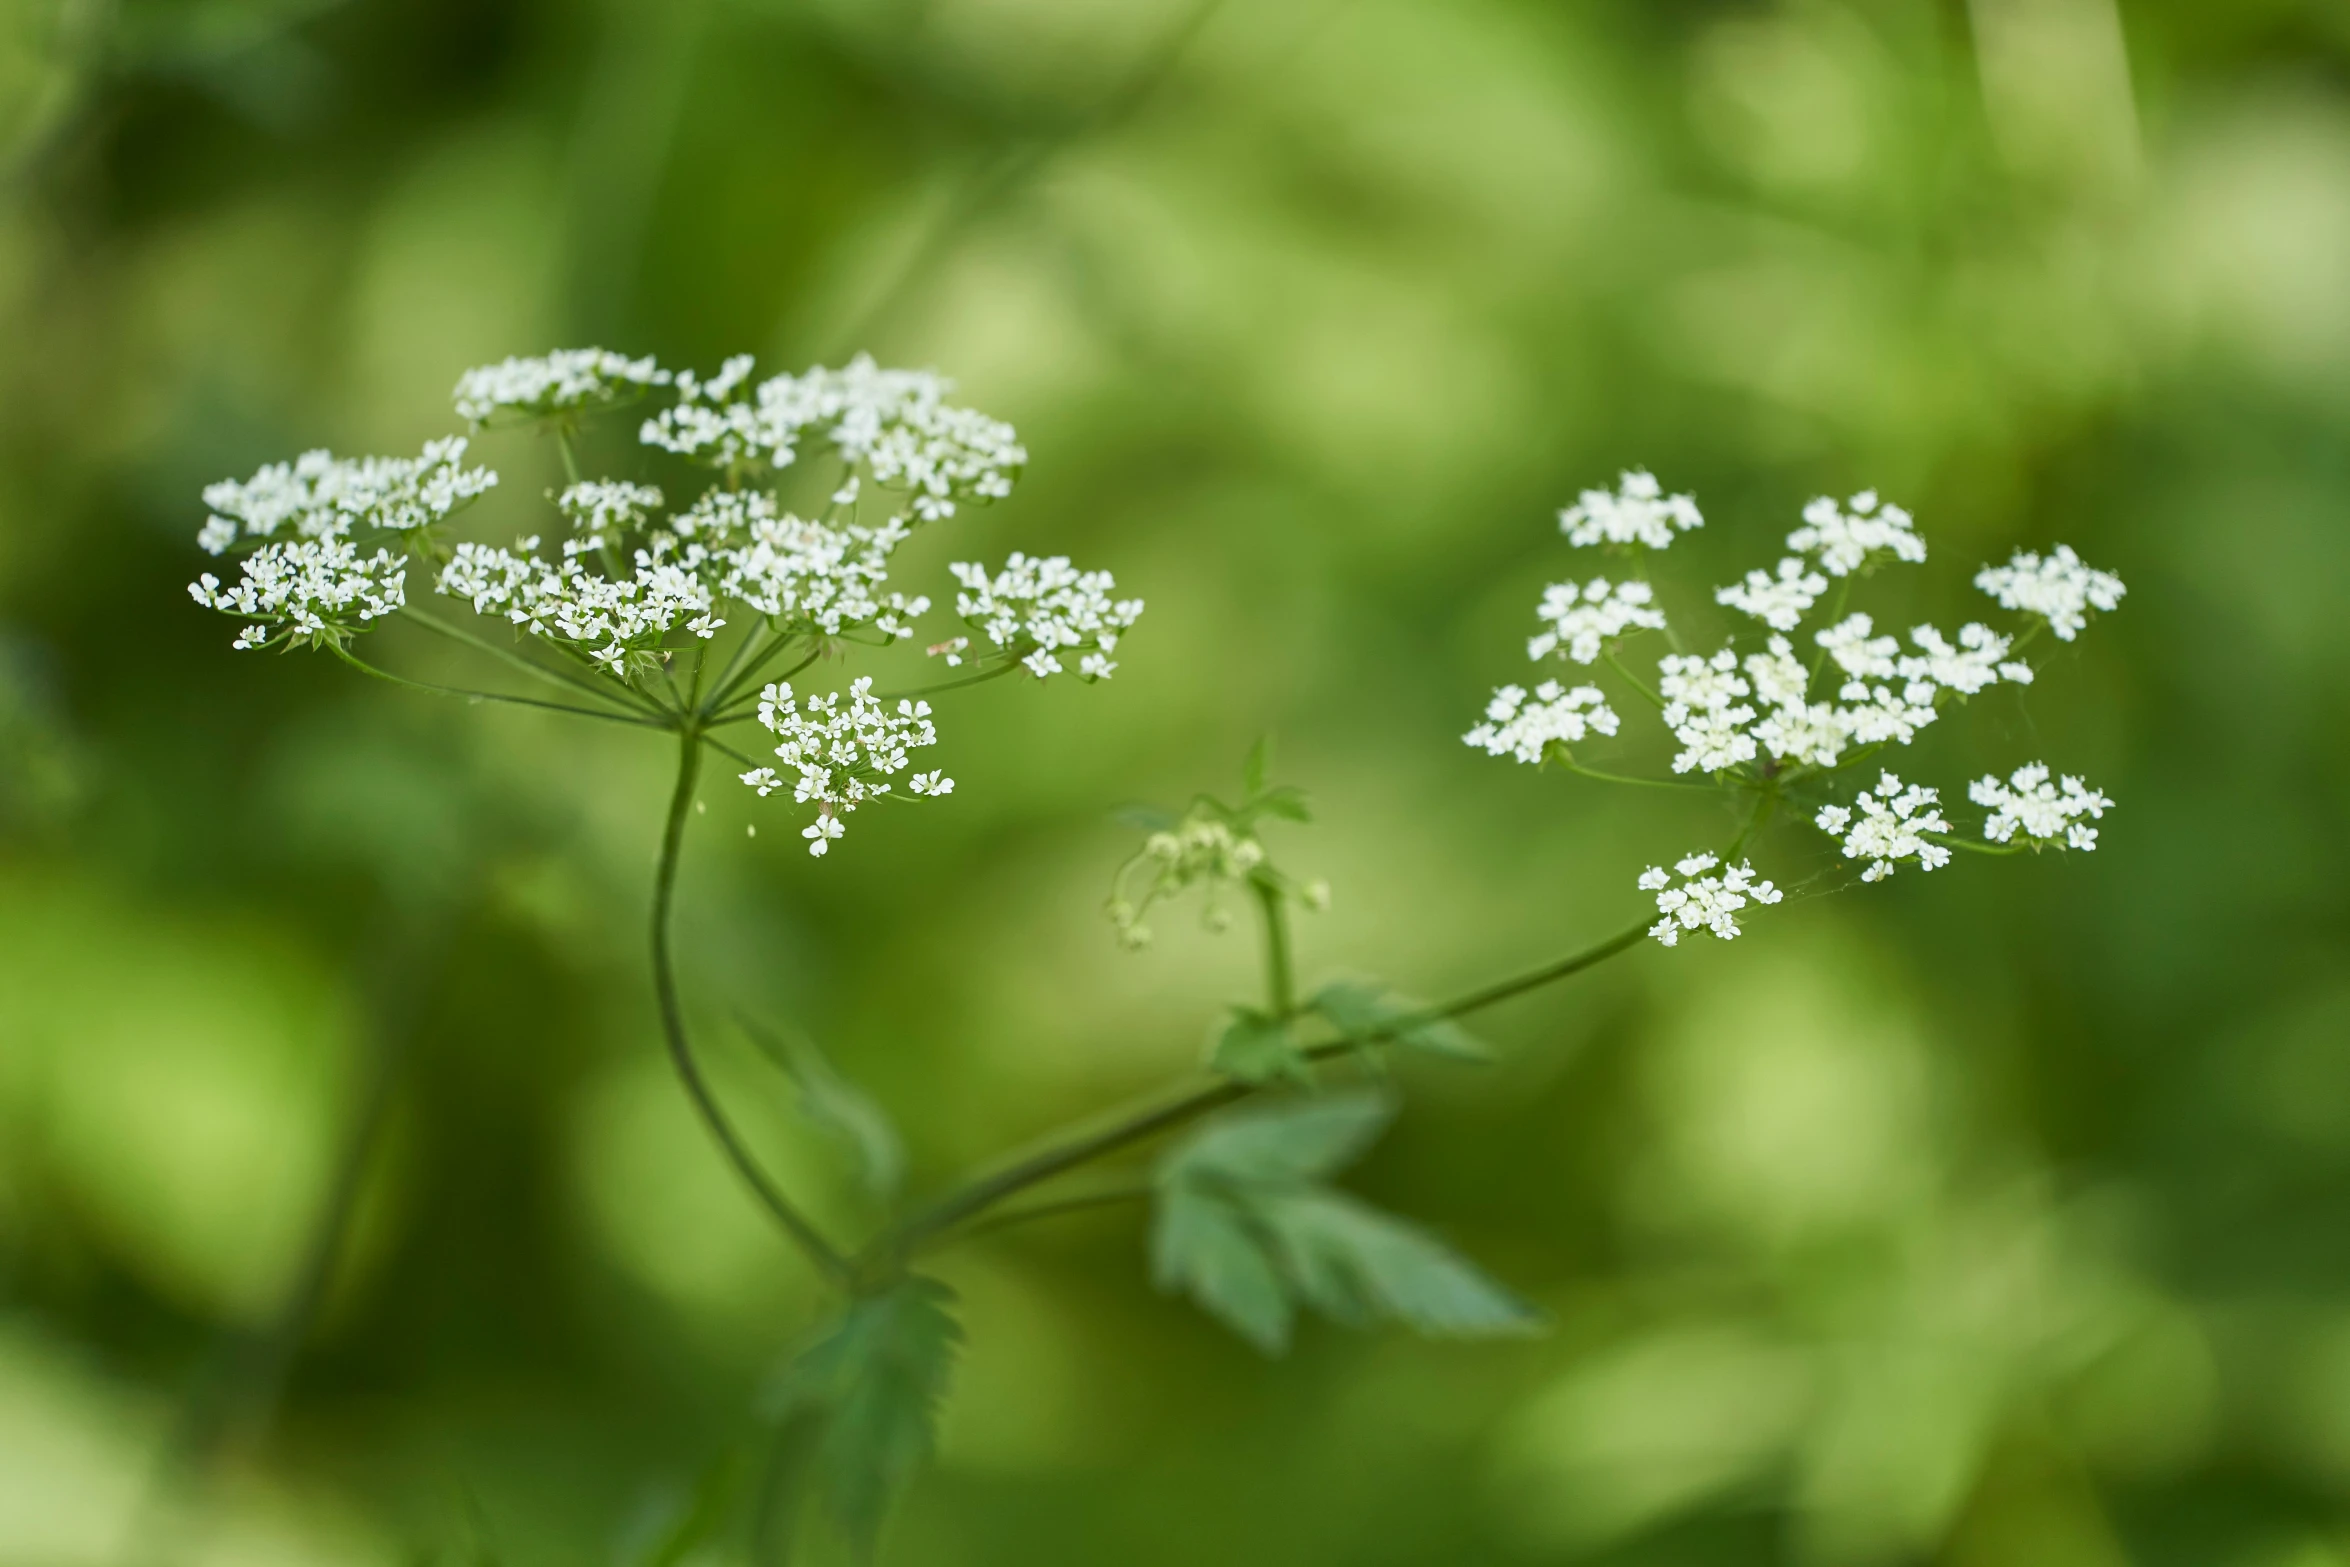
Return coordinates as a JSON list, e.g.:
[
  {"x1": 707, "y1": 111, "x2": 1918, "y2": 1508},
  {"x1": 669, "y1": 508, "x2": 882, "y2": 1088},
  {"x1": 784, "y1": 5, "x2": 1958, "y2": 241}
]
[
  {"x1": 709, "y1": 648, "x2": 825, "y2": 726},
  {"x1": 328, "y1": 645, "x2": 663, "y2": 727},
  {"x1": 1251, "y1": 876, "x2": 1294, "y2": 1019},
  {"x1": 700, "y1": 623, "x2": 775, "y2": 717},
  {"x1": 651, "y1": 728, "x2": 851, "y2": 1284},
  {"x1": 876, "y1": 917, "x2": 1655, "y2": 1263},
  {"x1": 554, "y1": 424, "x2": 584, "y2": 486},
  {"x1": 400, "y1": 607, "x2": 667, "y2": 717},
  {"x1": 1557, "y1": 753, "x2": 1719, "y2": 793},
  {"x1": 1808, "y1": 575, "x2": 1855, "y2": 689},
  {"x1": 873, "y1": 657, "x2": 1028, "y2": 704},
  {"x1": 948, "y1": 1183, "x2": 1153, "y2": 1245},
  {"x1": 1923, "y1": 831, "x2": 2028, "y2": 858},
  {"x1": 1603, "y1": 649, "x2": 1667, "y2": 710},
  {"x1": 709, "y1": 641, "x2": 821, "y2": 722}
]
